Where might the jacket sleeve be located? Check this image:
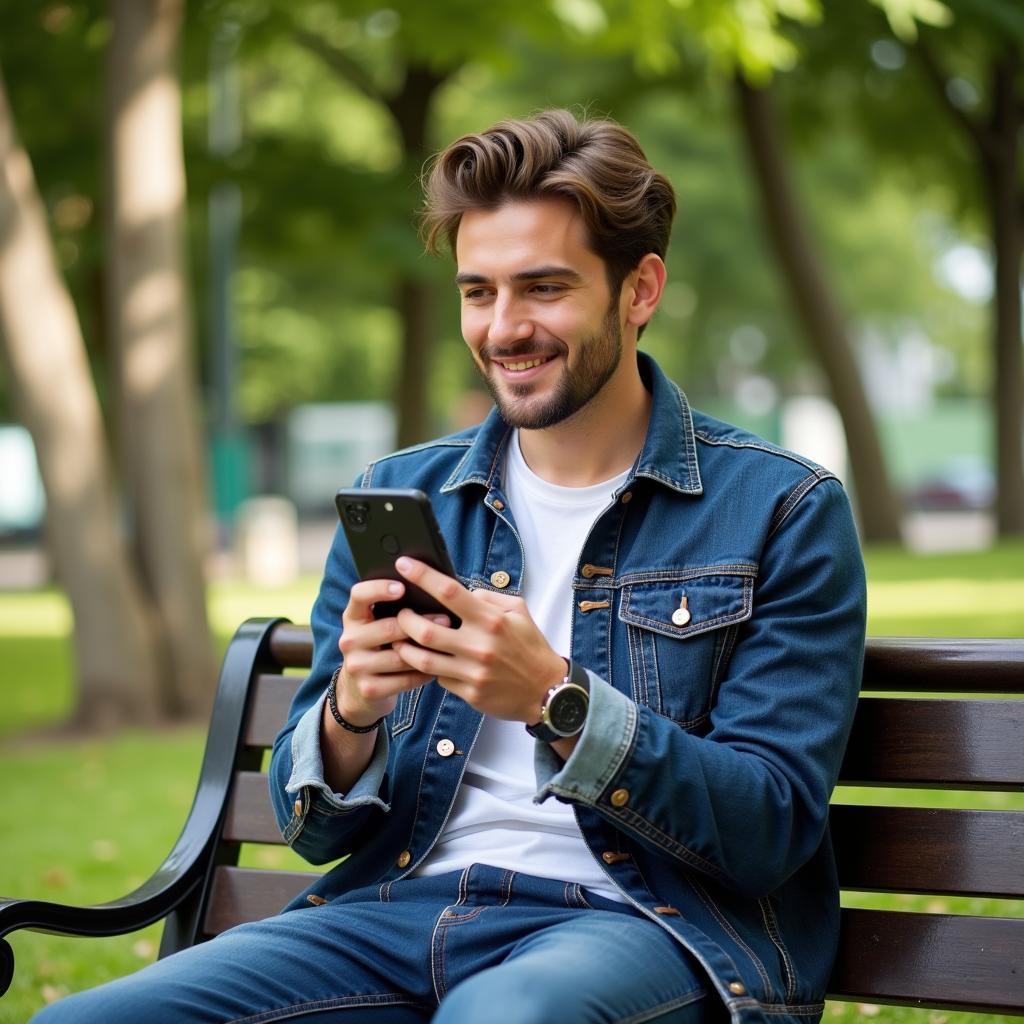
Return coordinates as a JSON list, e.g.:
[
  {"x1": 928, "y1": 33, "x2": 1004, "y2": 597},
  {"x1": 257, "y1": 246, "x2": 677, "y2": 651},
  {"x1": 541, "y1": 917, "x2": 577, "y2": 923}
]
[
  {"x1": 534, "y1": 475, "x2": 866, "y2": 897},
  {"x1": 268, "y1": 514, "x2": 393, "y2": 866}
]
